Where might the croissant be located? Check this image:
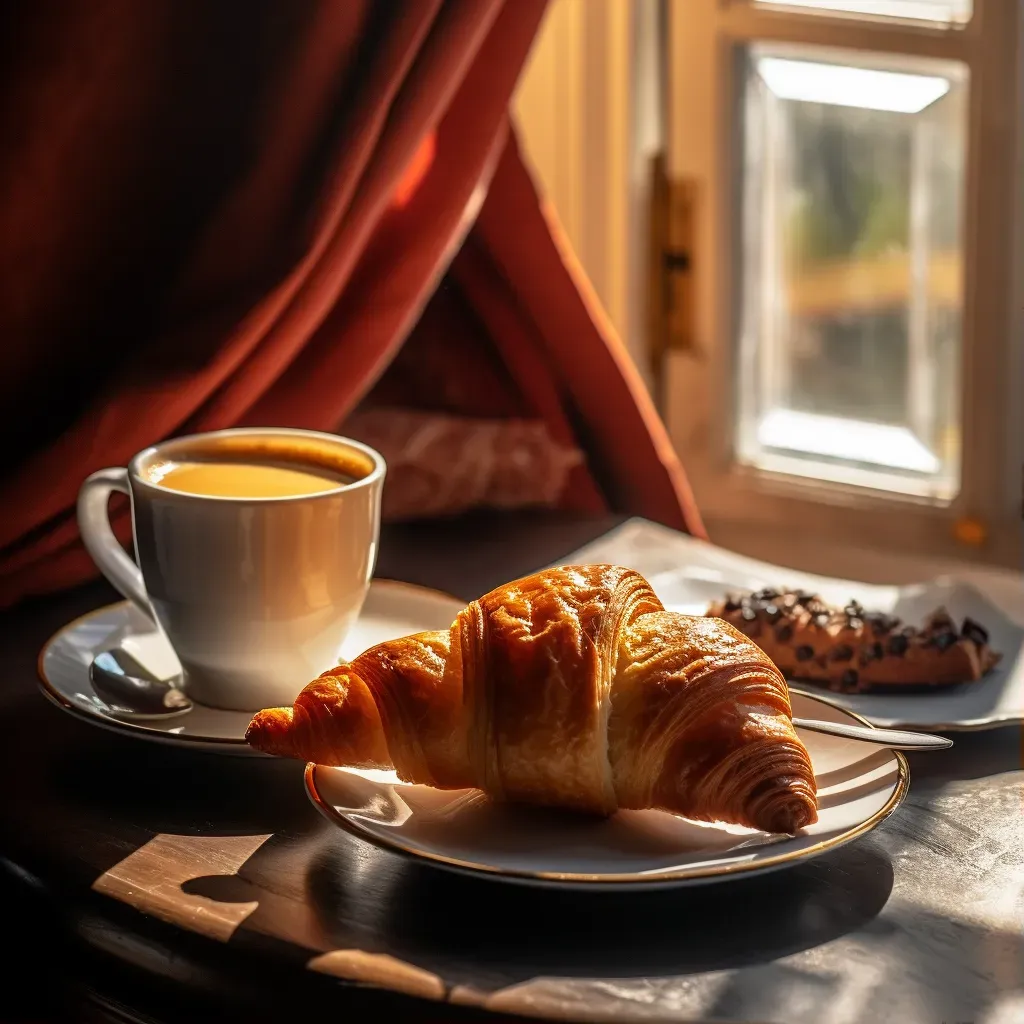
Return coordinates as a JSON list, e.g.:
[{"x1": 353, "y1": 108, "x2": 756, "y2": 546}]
[{"x1": 247, "y1": 565, "x2": 818, "y2": 834}]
